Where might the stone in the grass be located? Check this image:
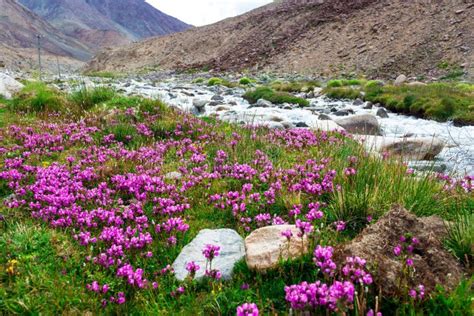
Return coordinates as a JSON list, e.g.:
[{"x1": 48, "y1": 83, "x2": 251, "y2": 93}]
[
  {"x1": 334, "y1": 205, "x2": 464, "y2": 295},
  {"x1": 164, "y1": 171, "x2": 182, "y2": 180},
  {"x1": 172, "y1": 229, "x2": 245, "y2": 281},
  {"x1": 245, "y1": 225, "x2": 309, "y2": 271}
]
